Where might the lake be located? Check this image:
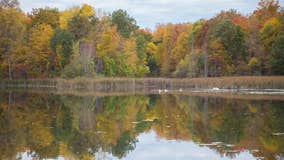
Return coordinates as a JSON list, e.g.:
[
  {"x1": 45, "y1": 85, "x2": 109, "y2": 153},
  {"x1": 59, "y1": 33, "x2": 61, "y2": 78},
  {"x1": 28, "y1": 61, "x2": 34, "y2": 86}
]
[{"x1": 0, "y1": 91, "x2": 284, "y2": 160}]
